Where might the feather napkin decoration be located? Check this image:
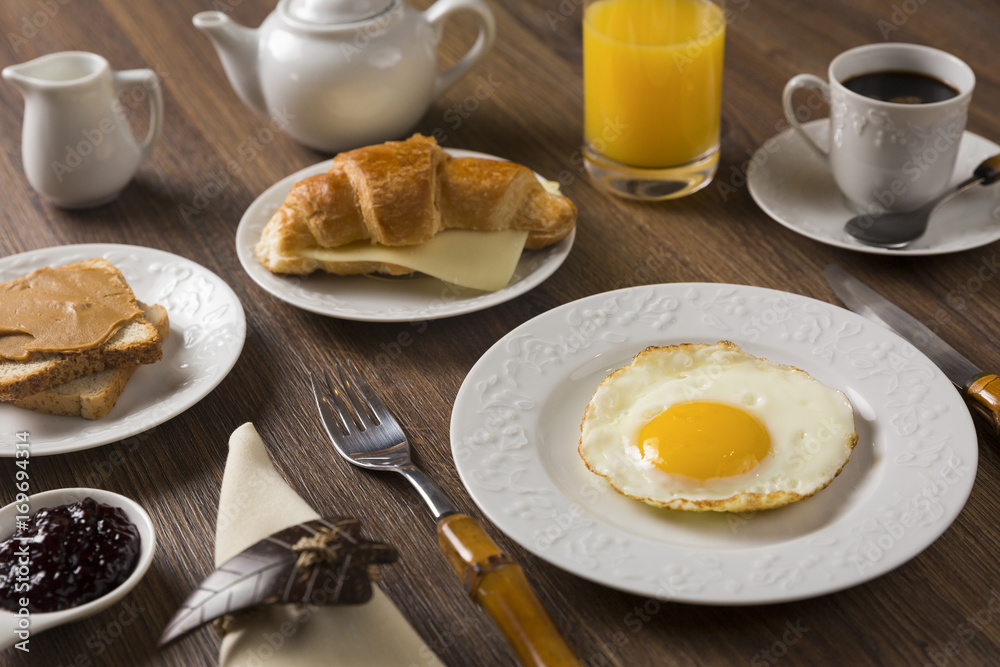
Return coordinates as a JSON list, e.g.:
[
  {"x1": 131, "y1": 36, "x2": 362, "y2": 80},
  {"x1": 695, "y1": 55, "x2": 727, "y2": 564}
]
[{"x1": 159, "y1": 517, "x2": 397, "y2": 647}]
